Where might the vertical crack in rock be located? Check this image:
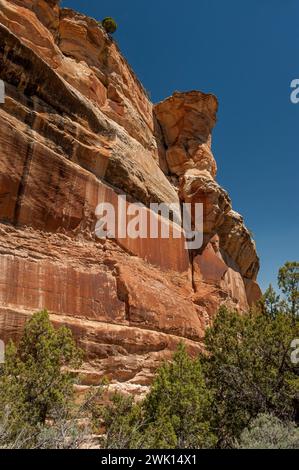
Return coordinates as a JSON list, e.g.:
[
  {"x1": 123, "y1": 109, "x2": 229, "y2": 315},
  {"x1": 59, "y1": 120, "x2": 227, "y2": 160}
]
[
  {"x1": 103, "y1": 257, "x2": 131, "y2": 322},
  {"x1": 13, "y1": 139, "x2": 34, "y2": 225},
  {"x1": 0, "y1": 0, "x2": 261, "y2": 394},
  {"x1": 115, "y1": 272, "x2": 131, "y2": 323}
]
